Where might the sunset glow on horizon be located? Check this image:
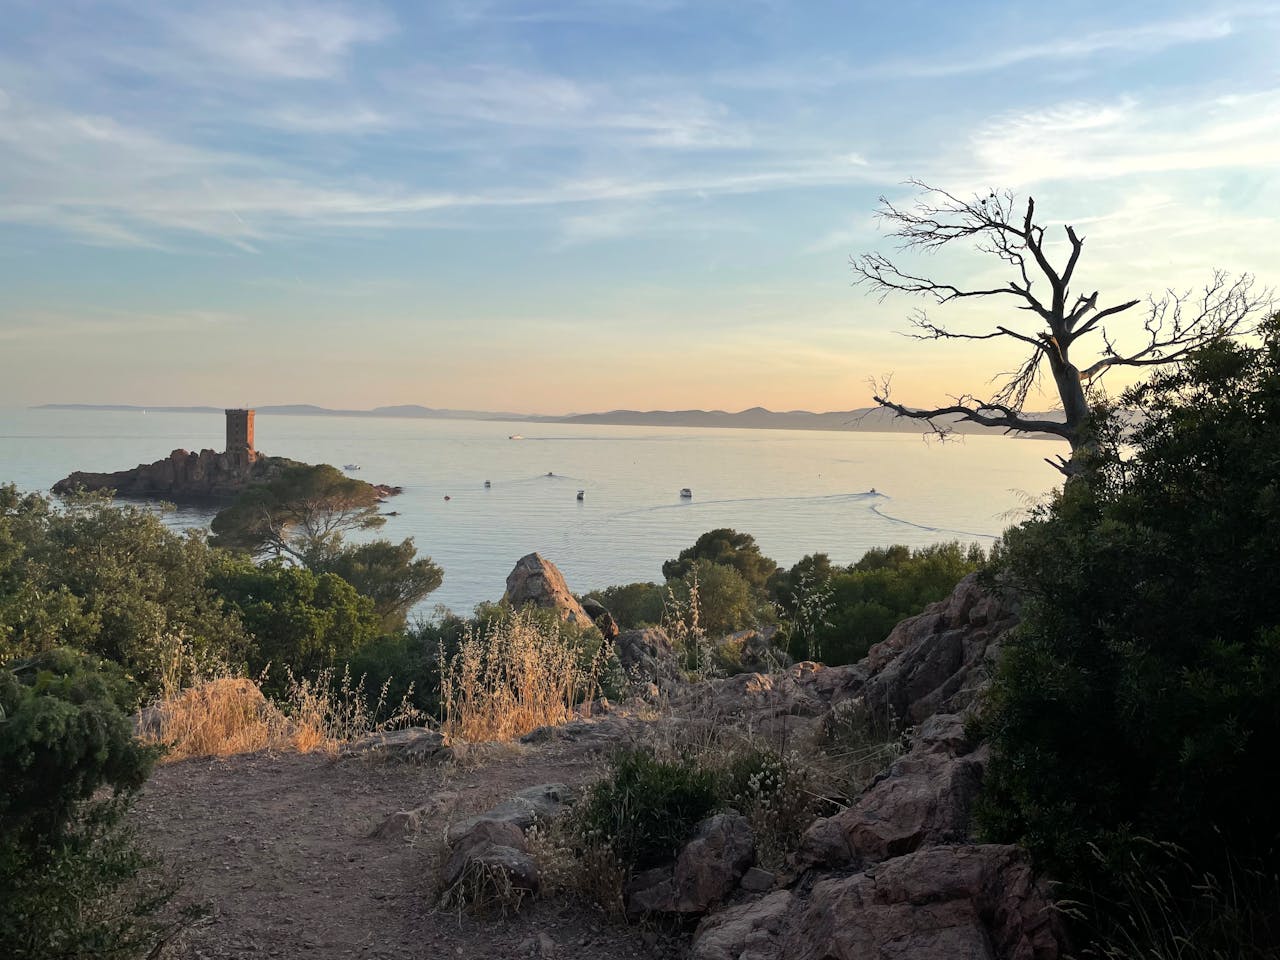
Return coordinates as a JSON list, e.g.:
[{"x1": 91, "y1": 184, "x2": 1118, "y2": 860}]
[{"x1": 2, "y1": 1, "x2": 1278, "y2": 414}]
